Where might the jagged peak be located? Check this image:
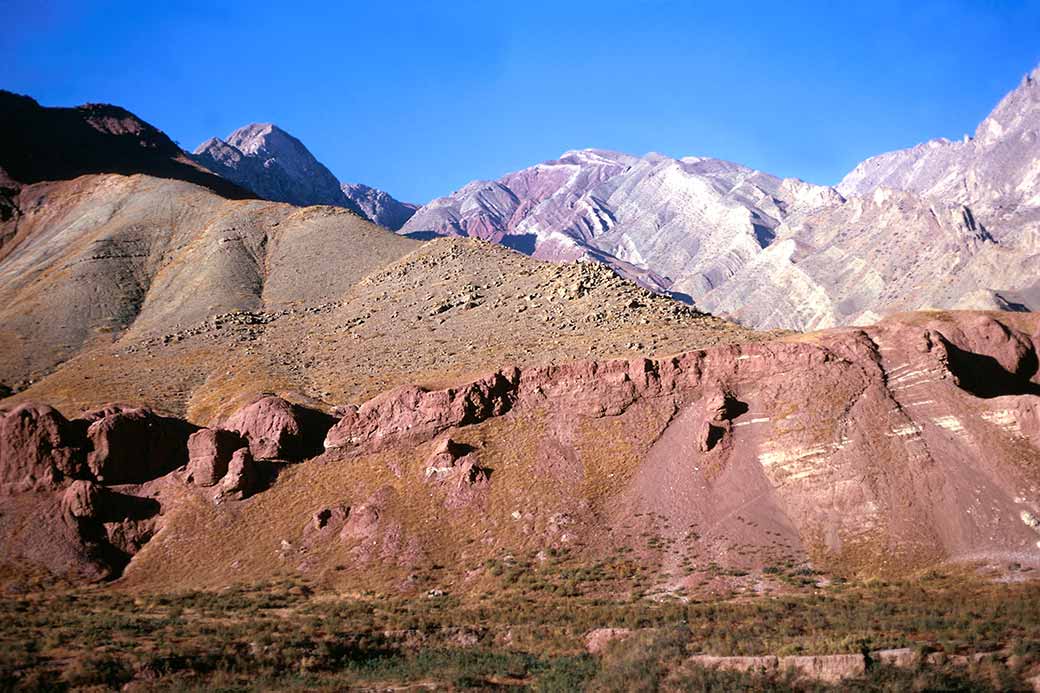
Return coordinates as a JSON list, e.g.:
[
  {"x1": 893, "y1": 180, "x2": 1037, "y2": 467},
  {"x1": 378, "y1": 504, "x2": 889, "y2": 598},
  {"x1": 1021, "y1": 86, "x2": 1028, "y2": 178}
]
[
  {"x1": 225, "y1": 122, "x2": 306, "y2": 158},
  {"x1": 557, "y1": 148, "x2": 636, "y2": 166},
  {"x1": 192, "y1": 136, "x2": 230, "y2": 156},
  {"x1": 1024, "y1": 63, "x2": 1040, "y2": 87}
]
